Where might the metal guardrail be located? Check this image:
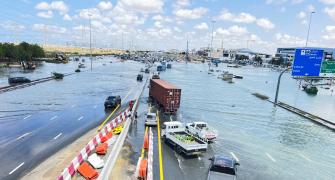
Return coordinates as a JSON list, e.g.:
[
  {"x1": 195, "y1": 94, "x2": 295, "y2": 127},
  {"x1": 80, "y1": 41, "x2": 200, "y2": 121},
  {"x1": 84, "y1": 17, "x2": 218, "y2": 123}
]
[{"x1": 98, "y1": 76, "x2": 148, "y2": 180}]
